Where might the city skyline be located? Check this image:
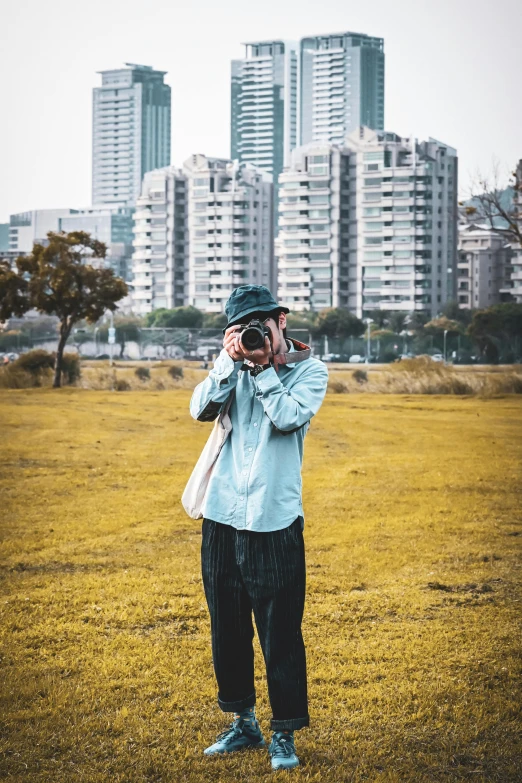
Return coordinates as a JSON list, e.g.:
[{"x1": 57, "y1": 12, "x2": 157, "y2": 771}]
[{"x1": 0, "y1": 0, "x2": 519, "y2": 223}]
